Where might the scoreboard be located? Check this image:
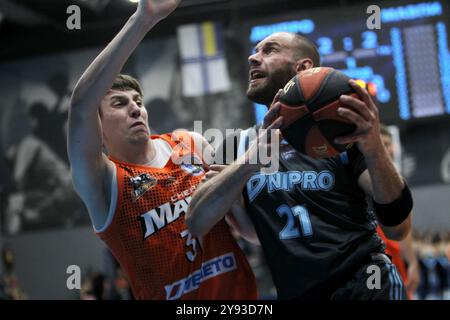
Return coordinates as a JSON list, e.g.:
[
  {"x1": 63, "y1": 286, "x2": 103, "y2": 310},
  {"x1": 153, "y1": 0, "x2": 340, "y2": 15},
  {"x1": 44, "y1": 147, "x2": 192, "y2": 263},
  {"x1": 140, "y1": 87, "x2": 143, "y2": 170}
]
[{"x1": 245, "y1": 1, "x2": 450, "y2": 125}]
